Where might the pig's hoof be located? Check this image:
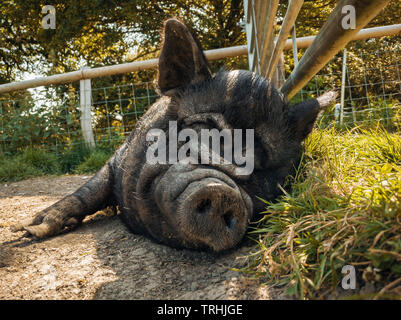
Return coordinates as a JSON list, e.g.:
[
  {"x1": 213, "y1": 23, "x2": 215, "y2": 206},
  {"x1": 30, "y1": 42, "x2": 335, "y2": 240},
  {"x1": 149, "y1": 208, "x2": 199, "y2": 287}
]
[
  {"x1": 10, "y1": 223, "x2": 24, "y2": 232},
  {"x1": 24, "y1": 224, "x2": 54, "y2": 239},
  {"x1": 12, "y1": 216, "x2": 80, "y2": 238},
  {"x1": 10, "y1": 212, "x2": 72, "y2": 239},
  {"x1": 10, "y1": 218, "x2": 36, "y2": 232}
]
